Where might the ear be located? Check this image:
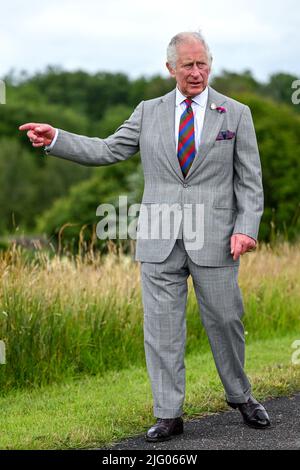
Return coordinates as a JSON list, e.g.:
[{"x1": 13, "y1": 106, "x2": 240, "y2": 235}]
[{"x1": 166, "y1": 62, "x2": 176, "y2": 78}]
